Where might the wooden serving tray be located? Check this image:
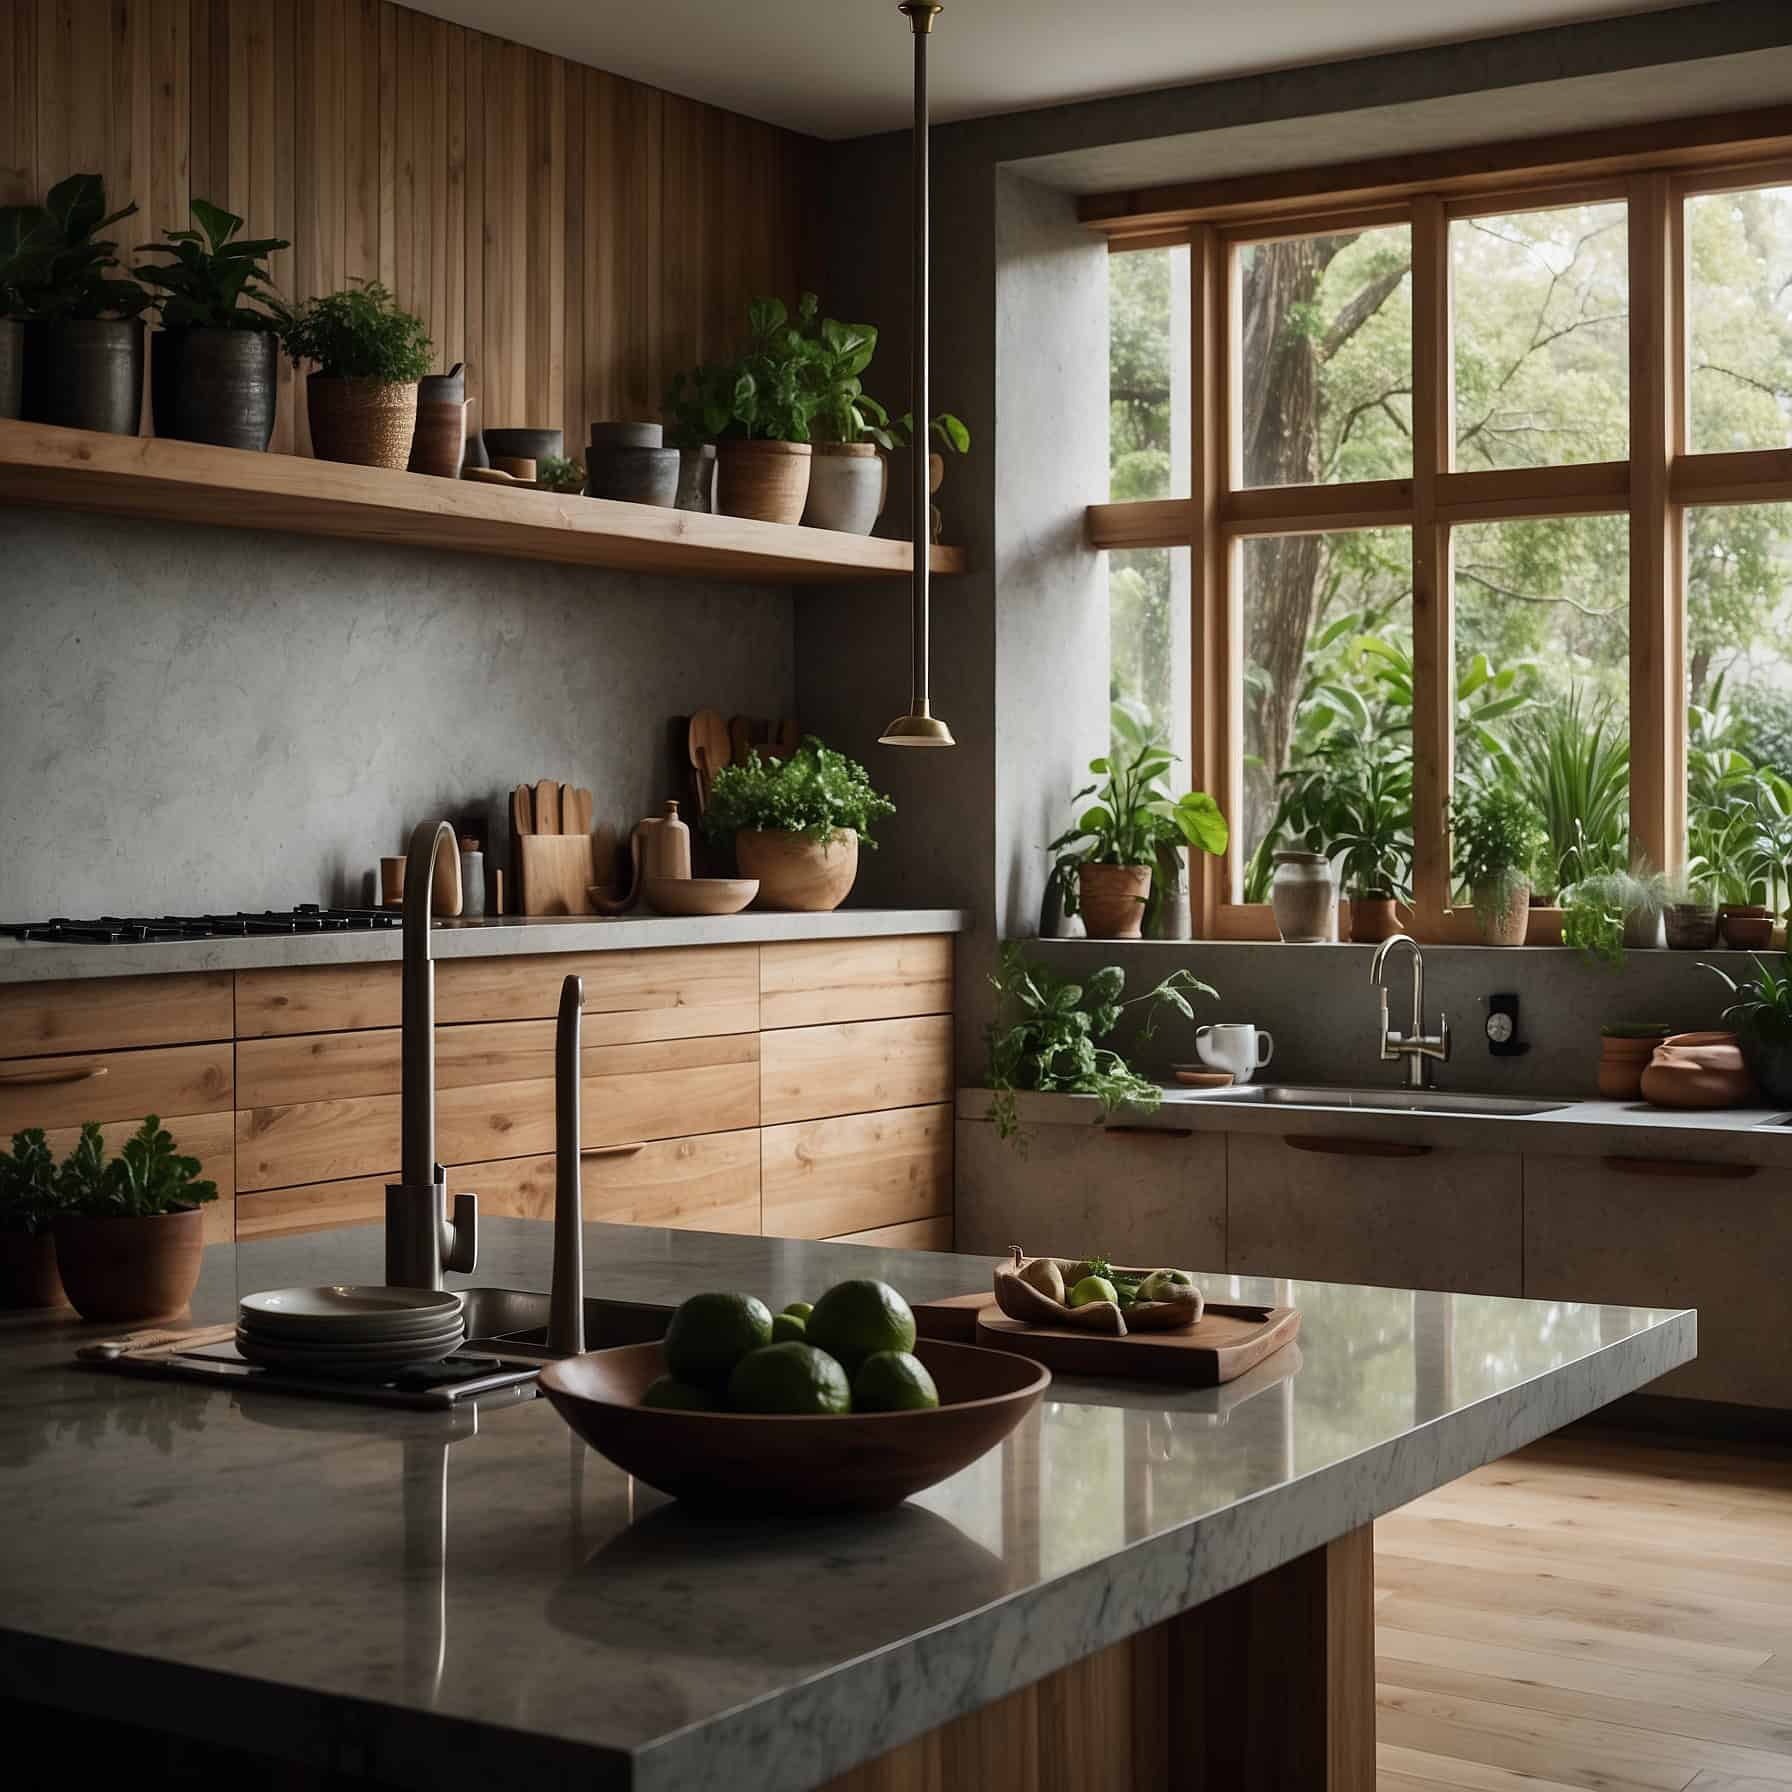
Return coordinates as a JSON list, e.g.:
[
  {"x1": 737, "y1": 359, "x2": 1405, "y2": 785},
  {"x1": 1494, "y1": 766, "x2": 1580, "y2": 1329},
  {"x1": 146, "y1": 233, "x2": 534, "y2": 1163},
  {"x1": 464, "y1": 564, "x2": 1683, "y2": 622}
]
[{"x1": 914, "y1": 1293, "x2": 1299, "y2": 1387}]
